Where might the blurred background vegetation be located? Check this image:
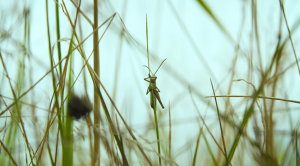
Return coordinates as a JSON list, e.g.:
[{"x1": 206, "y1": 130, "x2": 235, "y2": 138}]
[{"x1": 1, "y1": 0, "x2": 300, "y2": 165}]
